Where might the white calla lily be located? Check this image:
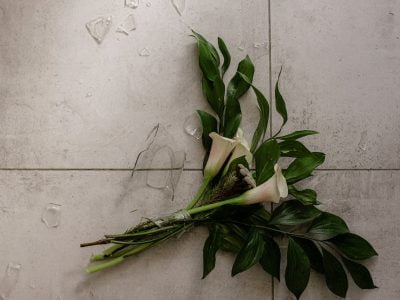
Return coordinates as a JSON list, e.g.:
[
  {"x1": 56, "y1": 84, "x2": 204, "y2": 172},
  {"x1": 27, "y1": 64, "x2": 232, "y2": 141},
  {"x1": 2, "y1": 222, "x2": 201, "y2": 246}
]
[
  {"x1": 242, "y1": 164, "x2": 288, "y2": 204},
  {"x1": 204, "y1": 132, "x2": 238, "y2": 179},
  {"x1": 222, "y1": 128, "x2": 253, "y2": 175}
]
